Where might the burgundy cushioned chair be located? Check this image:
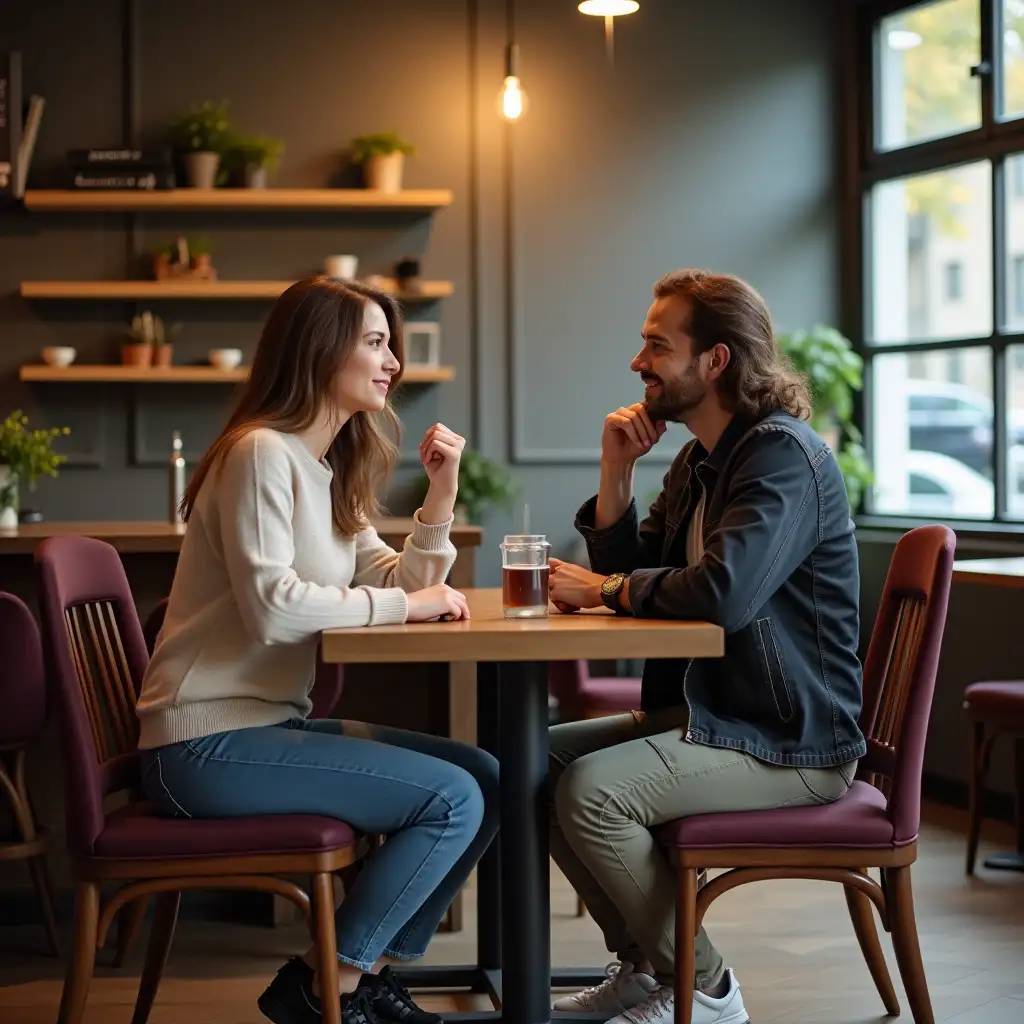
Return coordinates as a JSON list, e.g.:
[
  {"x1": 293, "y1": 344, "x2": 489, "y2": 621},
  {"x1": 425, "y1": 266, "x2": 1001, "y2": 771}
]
[
  {"x1": 658, "y1": 524, "x2": 956, "y2": 1024},
  {"x1": 963, "y1": 680, "x2": 1024, "y2": 875},
  {"x1": 35, "y1": 535, "x2": 367, "y2": 1024},
  {"x1": 549, "y1": 659, "x2": 642, "y2": 721},
  {"x1": 0, "y1": 591, "x2": 60, "y2": 956},
  {"x1": 144, "y1": 596, "x2": 345, "y2": 719}
]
